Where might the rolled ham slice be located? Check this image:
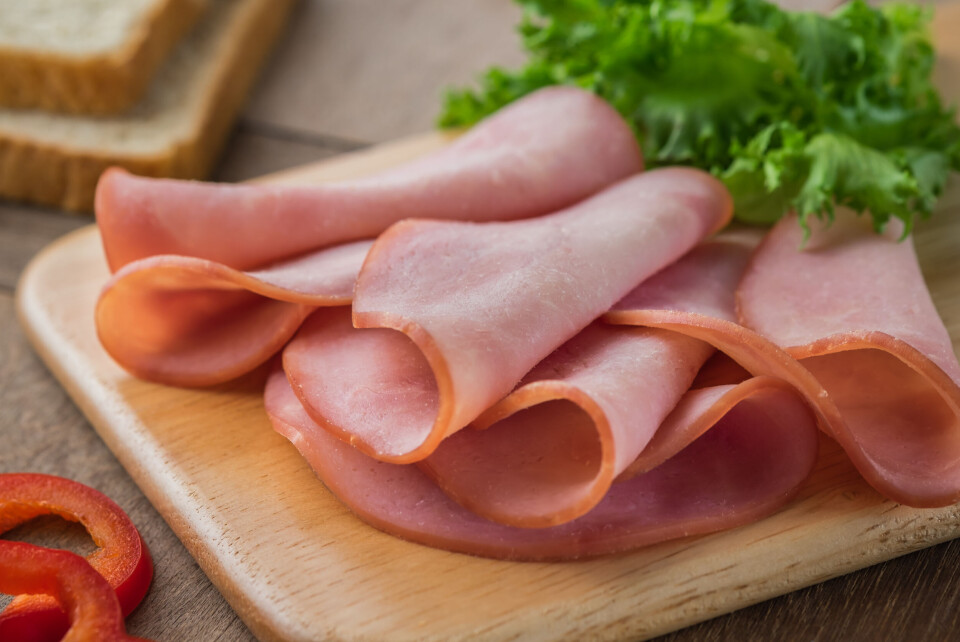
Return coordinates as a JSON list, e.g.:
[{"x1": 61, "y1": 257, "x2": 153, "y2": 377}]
[
  {"x1": 604, "y1": 272, "x2": 848, "y2": 470},
  {"x1": 265, "y1": 364, "x2": 818, "y2": 560},
  {"x1": 283, "y1": 168, "x2": 734, "y2": 464},
  {"x1": 96, "y1": 86, "x2": 643, "y2": 272},
  {"x1": 419, "y1": 324, "x2": 711, "y2": 527},
  {"x1": 417, "y1": 236, "x2": 745, "y2": 527},
  {"x1": 737, "y1": 211, "x2": 960, "y2": 507},
  {"x1": 419, "y1": 232, "x2": 823, "y2": 528},
  {"x1": 94, "y1": 87, "x2": 644, "y2": 386},
  {"x1": 95, "y1": 240, "x2": 371, "y2": 387}
]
